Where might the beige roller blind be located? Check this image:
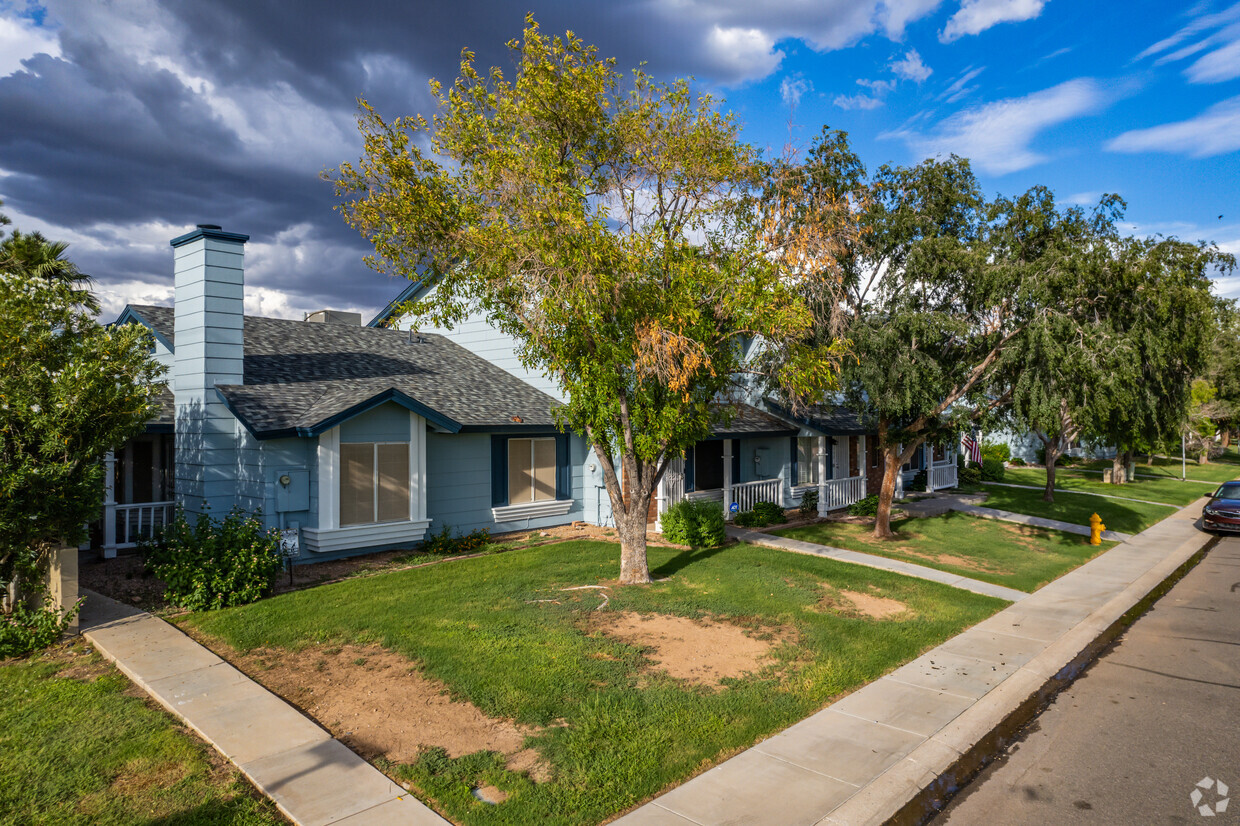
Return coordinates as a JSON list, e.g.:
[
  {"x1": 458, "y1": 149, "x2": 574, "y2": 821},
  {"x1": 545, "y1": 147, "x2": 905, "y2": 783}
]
[
  {"x1": 533, "y1": 438, "x2": 556, "y2": 501},
  {"x1": 376, "y1": 443, "x2": 410, "y2": 522},
  {"x1": 340, "y1": 443, "x2": 374, "y2": 526},
  {"x1": 509, "y1": 438, "x2": 533, "y2": 504}
]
